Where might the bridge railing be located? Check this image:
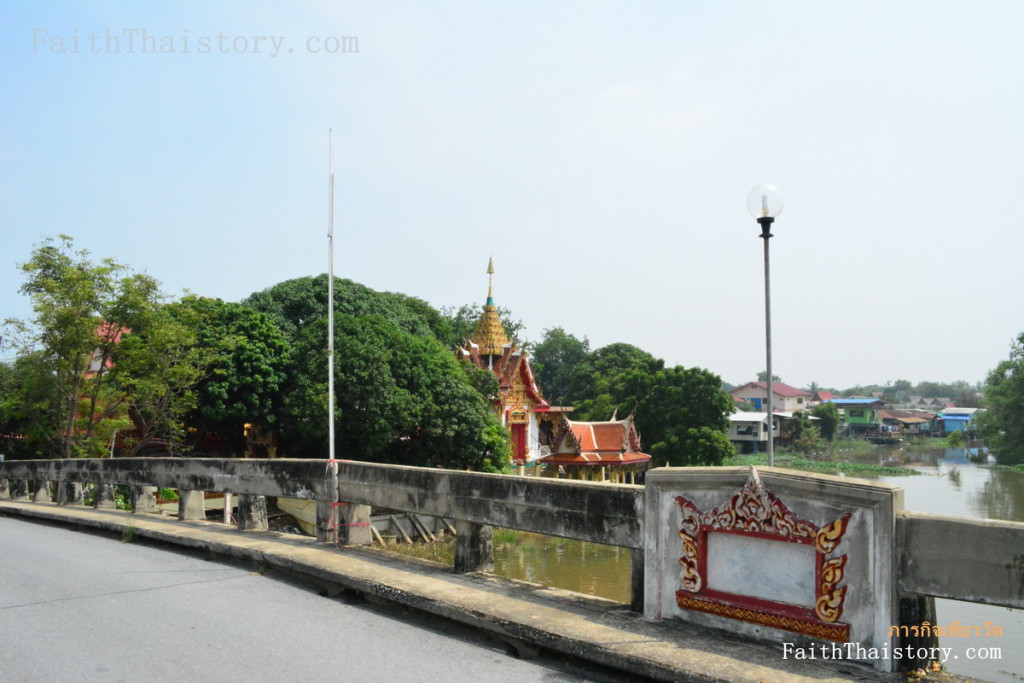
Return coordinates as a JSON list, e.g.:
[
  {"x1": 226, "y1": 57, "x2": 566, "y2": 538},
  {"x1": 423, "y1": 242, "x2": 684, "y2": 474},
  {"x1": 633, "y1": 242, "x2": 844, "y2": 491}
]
[
  {"x1": 3, "y1": 457, "x2": 1023, "y2": 620},
  {"x1": 0, "y1": 457, "x2": 646, "y2": 607}
]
